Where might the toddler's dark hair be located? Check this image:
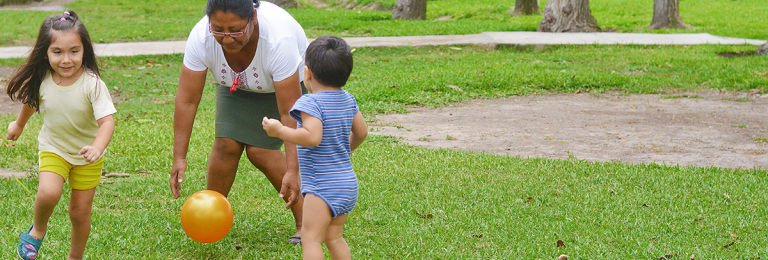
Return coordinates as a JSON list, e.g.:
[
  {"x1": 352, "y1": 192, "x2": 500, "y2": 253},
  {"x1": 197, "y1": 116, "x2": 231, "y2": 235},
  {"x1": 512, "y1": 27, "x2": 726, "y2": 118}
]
[
  {"x1": 206, "y1": 0, "x2": 260, "y2": 21},
  {"x1": 305, "y1": 35, "x2": 354, "y2": 88},
  {"x1": 6, "y1": 10, "x2": 99, "y2": 111}
]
